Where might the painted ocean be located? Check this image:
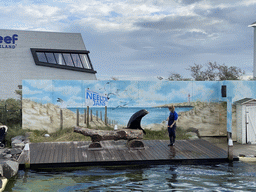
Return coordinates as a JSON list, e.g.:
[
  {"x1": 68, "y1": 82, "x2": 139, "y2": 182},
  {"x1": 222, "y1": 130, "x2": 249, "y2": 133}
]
[{"x1": 68, "y1": 107, "x2": 193, "y2": 126}]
